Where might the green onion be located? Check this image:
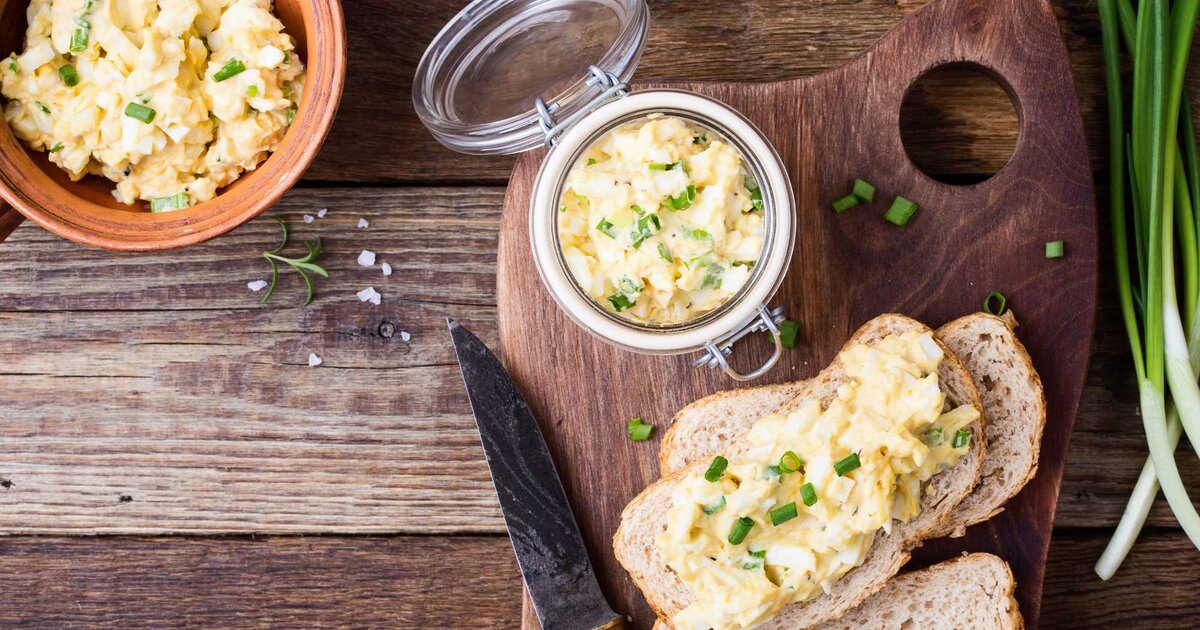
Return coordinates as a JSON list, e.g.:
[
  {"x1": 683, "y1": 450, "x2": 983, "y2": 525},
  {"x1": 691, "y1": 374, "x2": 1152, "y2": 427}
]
[
  {"x1": 607, "y1": 293, "x2": 635, "y2": 311},
  {"x1": 587, "y1": 158, "x2": 597, "y2": 165},
  {"x1": 742, "y1": 552, "x2": 765, "y2": 570},
  {"x1": 777, "y1": 320, "x2": 799, "y2": 349},
  {"x1": 693, "y1": 134, "x2": 706, "y2": 145},
  {"x1": 853, "y1": 179, "x2": 876, "y2": 203},
  {"x1": 732, "y1": 261, "x2": 755, "y2": 268},
  {"x1": 669, "y1": 184, "x2": 697, "y2": 210},
  {"x1": 283, "y1": 50, "x2": 291, "y2": 64},
  {"x1": 150, "y1": 192, "x2": 189, "y2": 212},
  {"x1": 1046, "y1": 240, "x2": 1065, "y2": 258},
  {"x1": 884, "y1": 196, "x2": 919, "y2": 226},
  {"x1": 704, "y1": 455, "x2": 728, "y2": 482},
  {"x1": 832, "y1": 194, "x2": 859, "y2": 213},
  {"x1": 924, "y1": 426, "x2": 945, "y2": 446},
  {"x1": 34, "y1": 102, "x2": 50, "y2": 114},
  {"x1": 701, "y1": 264, "x2": 724, "y2": 289},
  {"x1": 685, "y1": 226, "x2": 710, "y2": 240},
  {"x1": 779, "y1": 450, "x2": 802, "y2": 473},
  {"x1": 657, "y1": 242, "x2": 673, "y2": 263},
  {"x1": 983, "y1": 290, "x2": 1007, "y2": 316},
  {"x1": 49, "y1": 142, "x2": 63, "y2": 153},
  {"x1": 834, "y1": 453, "x2": 861, "y2": 477},
  {"x1": 702, "y1": 495, "x2": 726, "y2": 515},
  {"x1": 952, "y1": 429, "x2": 971, "y2": 449},
  {"x1": 627, "y1": 417, "x2": 653, "y2": 441},
  {"x1": 728, "y1": 517, "x2": 754, "y2": 545},
  {"x1": 595, "y1": 218, "x2": 616, "y2": 239},
  {"x1": 58, "y1": 65, "x2": 80, "y2": 87},
  {"x1": 618, "y1": 277, "x2": 642, "y2": 295},
  {"x1": 246, "y1": 85, "x2": 259, "y2": 98},
  {"x1": 7, "y1": 58, "x2": 17, "y2": 73},
  {"x1": 765, "y1": 464, "x2": 782, "y2": 478},
  {"x1": 124, "y1": 102, "x2": 156, "y2": 124},
  {"x1": 746, "y1": 177, "x2": 764, "y2": 212},
  {"x1": 799, "y1": 483, "x2": 818, "y2": 507},
  {"x1": 70, "y1": 27, "x2": 89, "y2": 53},
  {"x1": 287, "y1": 108, "x2": 296, "y2": 125},
  {"x1": 769, "y1": 502, "x2": 798, "y2": 526},
  {"x1": 648, "y1": 160, "x2": 684, "y2": 171},
  {"x1": 212, "y1": 59, "x2": 246, "y2": 82},
  {"x1": 631, "y1": 211, "x2": 661, "y2": 249}
]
